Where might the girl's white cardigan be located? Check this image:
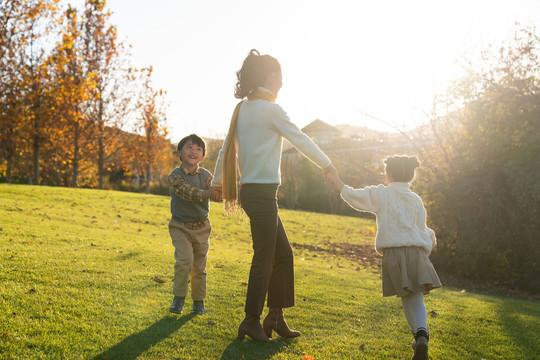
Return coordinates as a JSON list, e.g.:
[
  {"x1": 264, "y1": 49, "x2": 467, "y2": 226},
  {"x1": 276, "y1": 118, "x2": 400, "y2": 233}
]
[{"x1": 341, "y1": 182, "x2": 436, "y2": 255}]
